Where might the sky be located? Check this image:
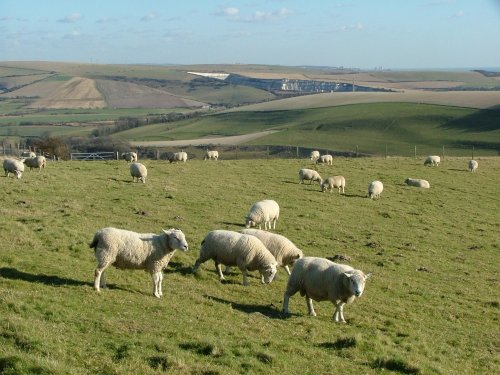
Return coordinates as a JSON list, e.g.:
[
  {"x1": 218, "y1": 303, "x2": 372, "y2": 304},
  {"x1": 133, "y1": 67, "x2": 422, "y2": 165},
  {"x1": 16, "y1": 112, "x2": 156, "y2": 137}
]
[{"x1": 1, "y1": 0, "x2": 500, "y2": 70}]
